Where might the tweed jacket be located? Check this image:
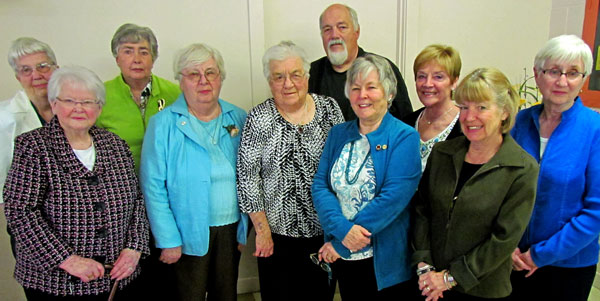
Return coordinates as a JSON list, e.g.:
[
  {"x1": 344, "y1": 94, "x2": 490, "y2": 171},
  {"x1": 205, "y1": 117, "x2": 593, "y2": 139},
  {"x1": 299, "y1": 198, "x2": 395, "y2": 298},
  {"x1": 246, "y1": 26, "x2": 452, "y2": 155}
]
[
  {"x1": 3, "y1": 117, "x2": 150, "y2": 296},
  {"x1": 97, "y1": 74, "x2": 180, "y2": 172},
  {"x1": 412, "y1": 135, "x2": 538, "y2": 298}
]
